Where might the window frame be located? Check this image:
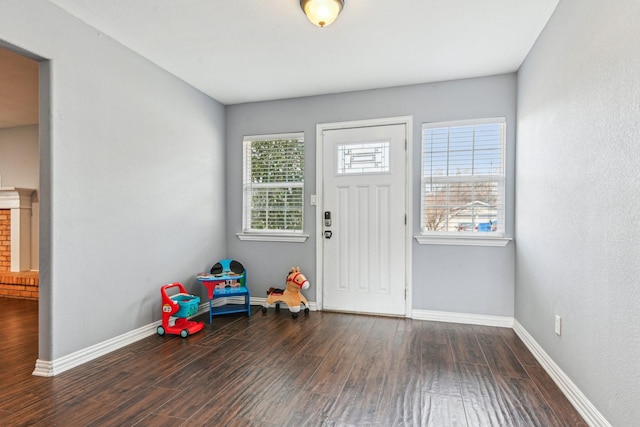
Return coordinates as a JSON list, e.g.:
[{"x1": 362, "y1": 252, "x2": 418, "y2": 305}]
[
  {"x1": 237, "y1": 132, "x2": 308, "y2": 243},
  {"x1": 415, "y1": 117, "x2": 511, "y2": 247}
]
